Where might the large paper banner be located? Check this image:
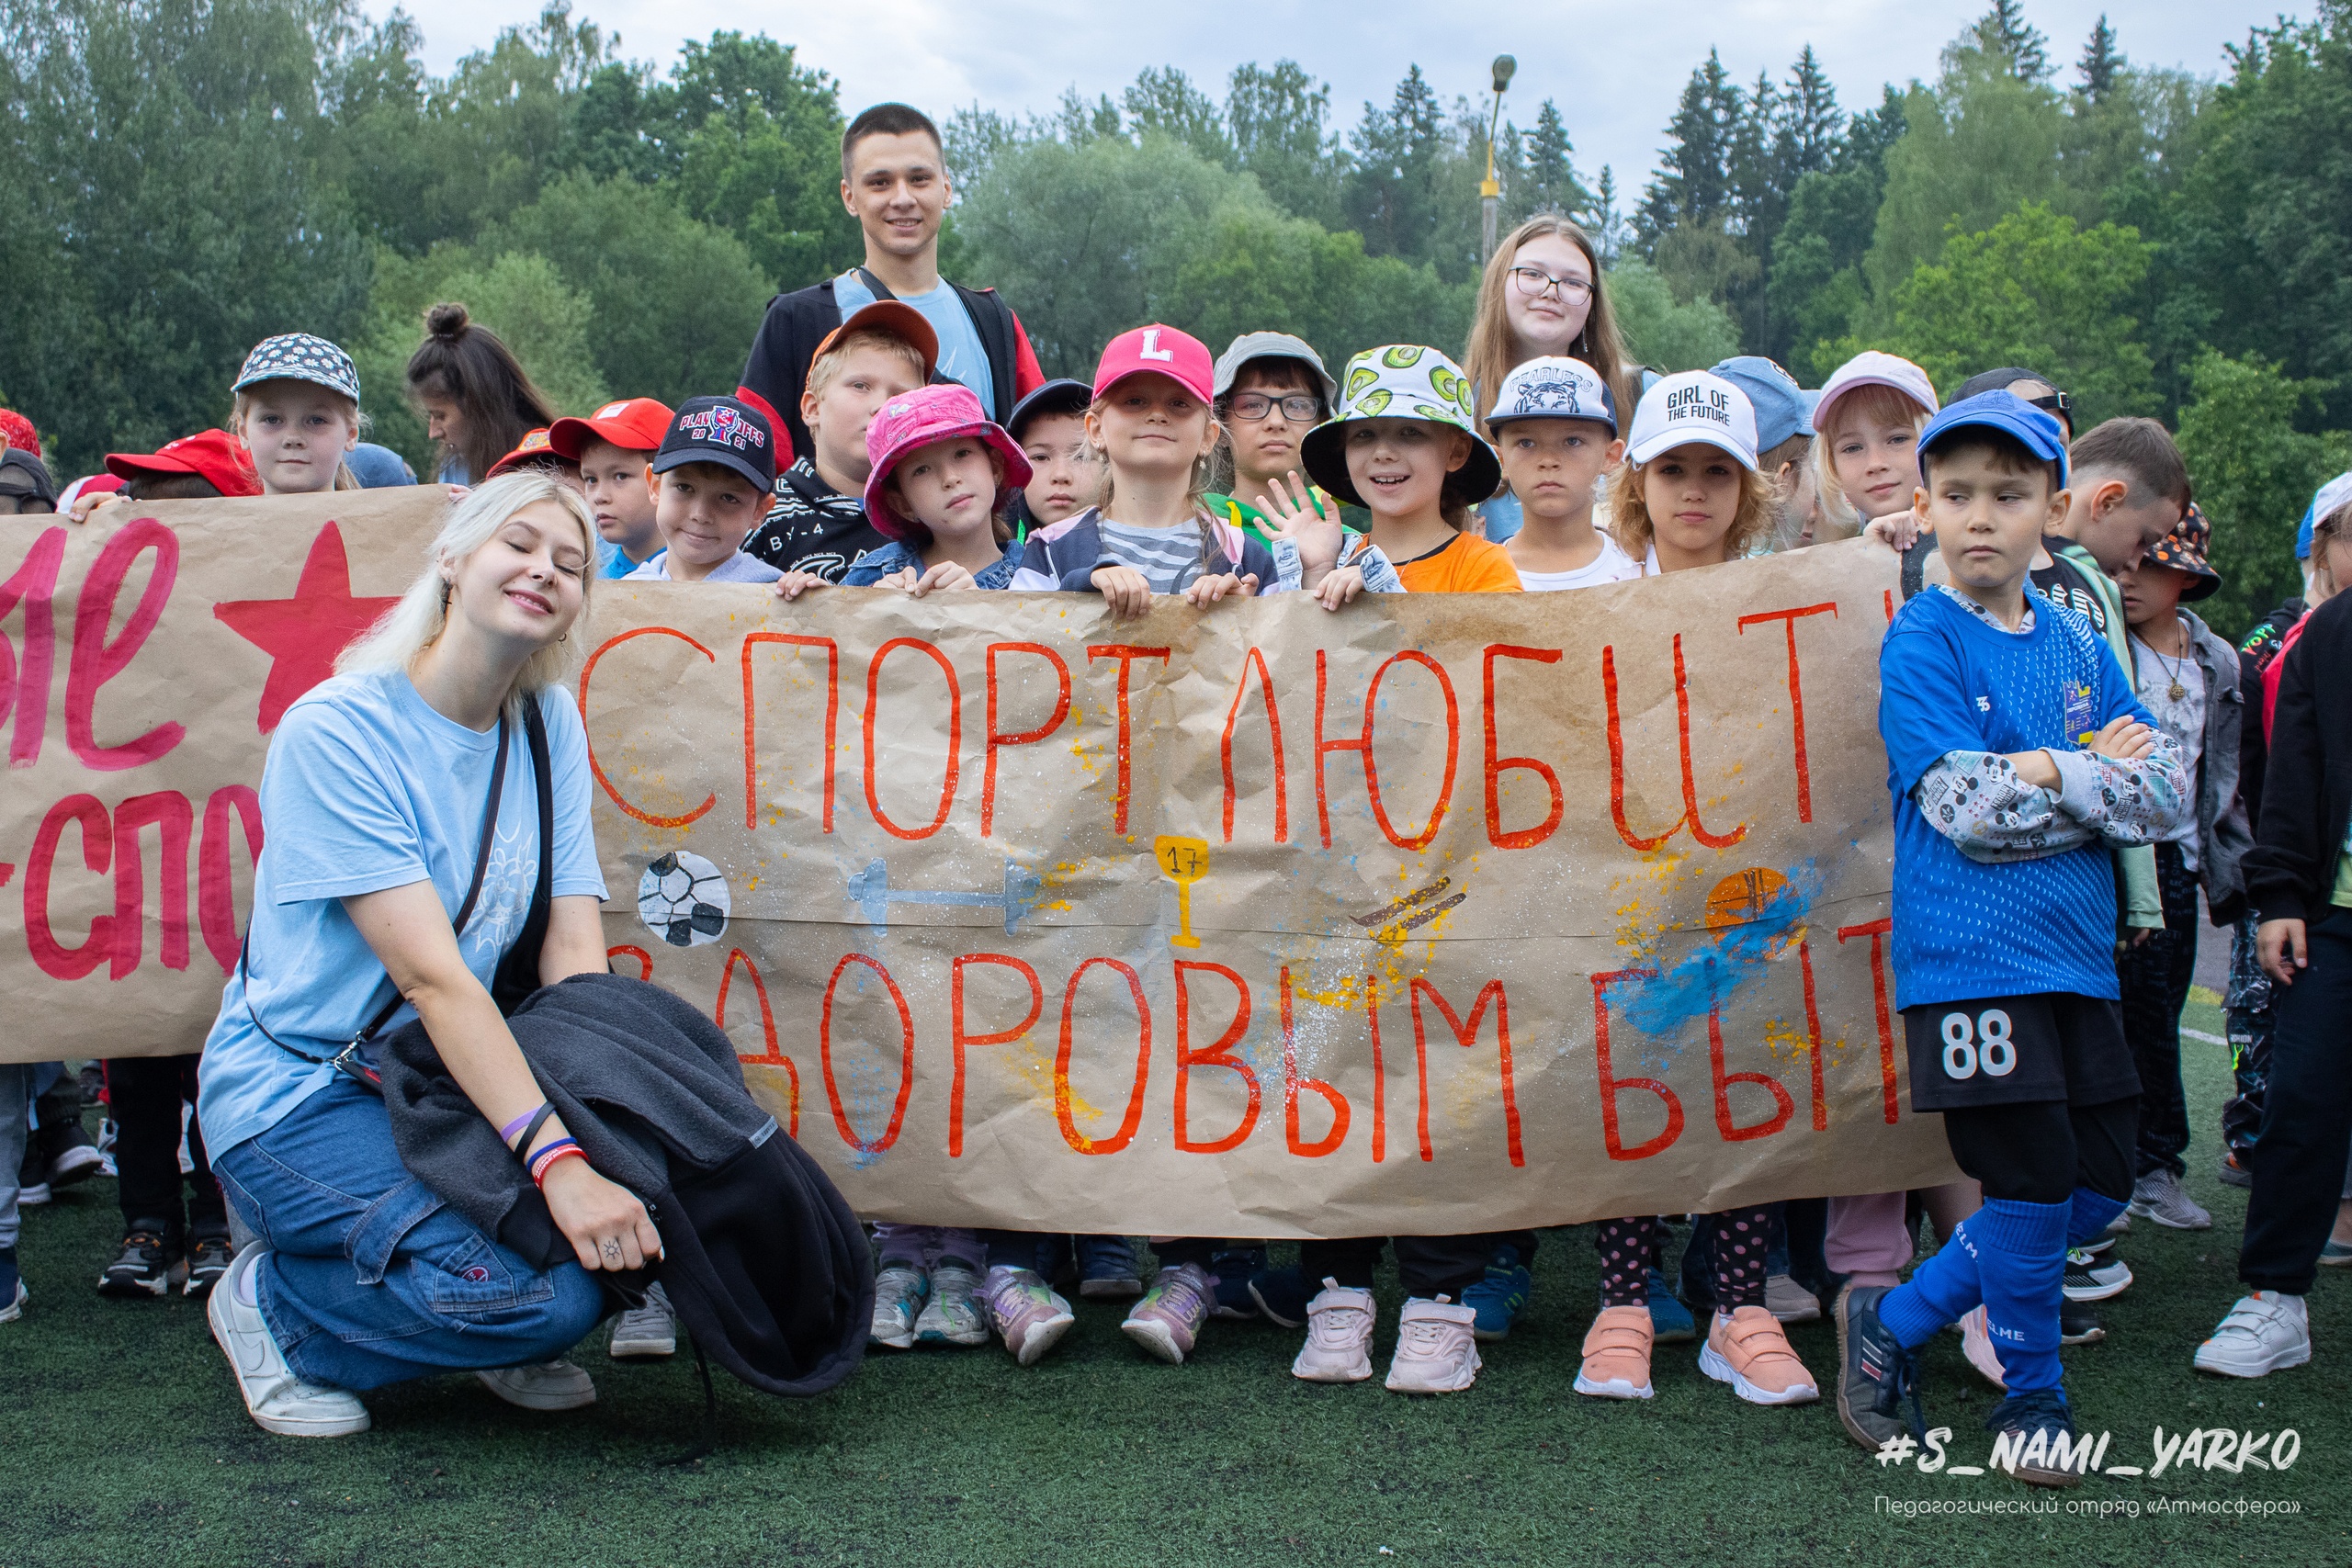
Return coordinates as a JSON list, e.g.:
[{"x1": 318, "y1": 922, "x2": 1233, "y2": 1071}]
[{"x1": 2, "y1": 491, "x2": 1958, "y2": 1234}]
